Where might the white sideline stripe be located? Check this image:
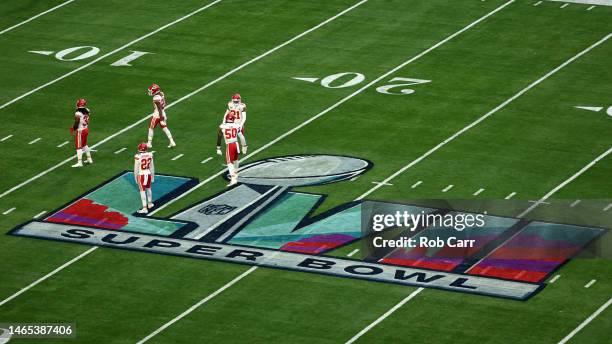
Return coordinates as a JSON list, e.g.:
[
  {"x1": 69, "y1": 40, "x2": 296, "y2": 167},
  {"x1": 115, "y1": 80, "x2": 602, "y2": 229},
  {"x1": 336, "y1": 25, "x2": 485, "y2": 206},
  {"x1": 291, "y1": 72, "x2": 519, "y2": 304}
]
[
  {"x1": 558, "y1": 297, "x2": 612, "y2": 344},
  {"x1": 0, "y1": 0, "x2": 75, "y2": 36},
  {"x1": 56, "y1": 141, "x2": 69, "y2": 148},
  {"x1": 201, "y1": 157, "x2": 213, "y2": 164},
  {"x1": 153, "y1": 0, "x2": 516, "y2": 216},
  {"x1": 1, "y1": 135, "x2": 12, "y2": 142},
  {"x1": 505, "y1": 191, "x2": 516, "y2": 200},
  {"x1": 0, "y1": 246, "x2": 98, "y2": 307},
  {"x1": 411, "y1": 181, "x2": 422, "y2": 189},
  {"x1": 347, "y1": 249, "x2": 360, "y2": 257},
  {"x1": 570, "y1": 199, "x2": 581, "y2": 207},
  {"x1": 136, "y1": 266, "x2": 258, "y2": 344},
  {"x1": 0, "y1": 0, "x2": 222, "y2": 112},
  {"x1": 584, "y1": 279, "x2": 596, "y2": 288},
  {"x1": 359, "y1": 32, "x2": 612, "y2": 201},
  {"x1": 0, "y1": 0, "x2": 370, "y2": 309},
  {"x1": 171, "y1": 153, "x2": 184, "y2": 161},
  {"x1": 2, "y1": 207, "x2": 16, "y2": 215},
  {"x1": 0, "y1": 0, "x2": 367, "y2": 202},
  {"x1": 114, "y1": 147, "x2": 126, "y2": 154},
  {"x1": 345, "y1": 288, "x2": 424, "y2": 344},
  {"x1": 442, "y1": 184, "x2": 454, "y2": 192},
  {"x1": 28, "y1": 138, "x2": 41, "y2": 145},
  {"x1": 549, "y1": 274, "x2": 561, "y2": 283},
  {"x1": 33, "y1": 211, "x2": 46, "y2": 219},
  {"x1": 603, "y1": 203, "x2": 612, "y2": 211},
  {"x1": 473, "y1": 188, "x2": 485, "y2": 196}
]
